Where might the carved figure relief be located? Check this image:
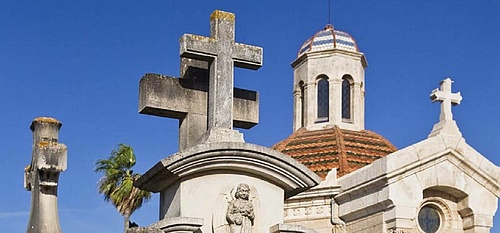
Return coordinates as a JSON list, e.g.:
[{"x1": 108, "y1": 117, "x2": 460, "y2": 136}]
[
  {"x1": 213, "y1": 183, "x2": 260, "y2": 233},
  {"x1": 227, "y1": 184, "x2": 255, "y2": 233}
]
